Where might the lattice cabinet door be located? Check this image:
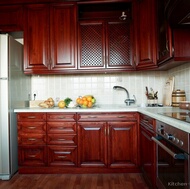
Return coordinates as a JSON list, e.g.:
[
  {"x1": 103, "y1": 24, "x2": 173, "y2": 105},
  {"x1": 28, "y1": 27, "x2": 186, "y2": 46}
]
[
  {"x1": 78, "y1": 21, "x2": 106, "y2": 69},
  {"x1": 106, "y1": 21, "x2": 134, "y2": 69}
]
